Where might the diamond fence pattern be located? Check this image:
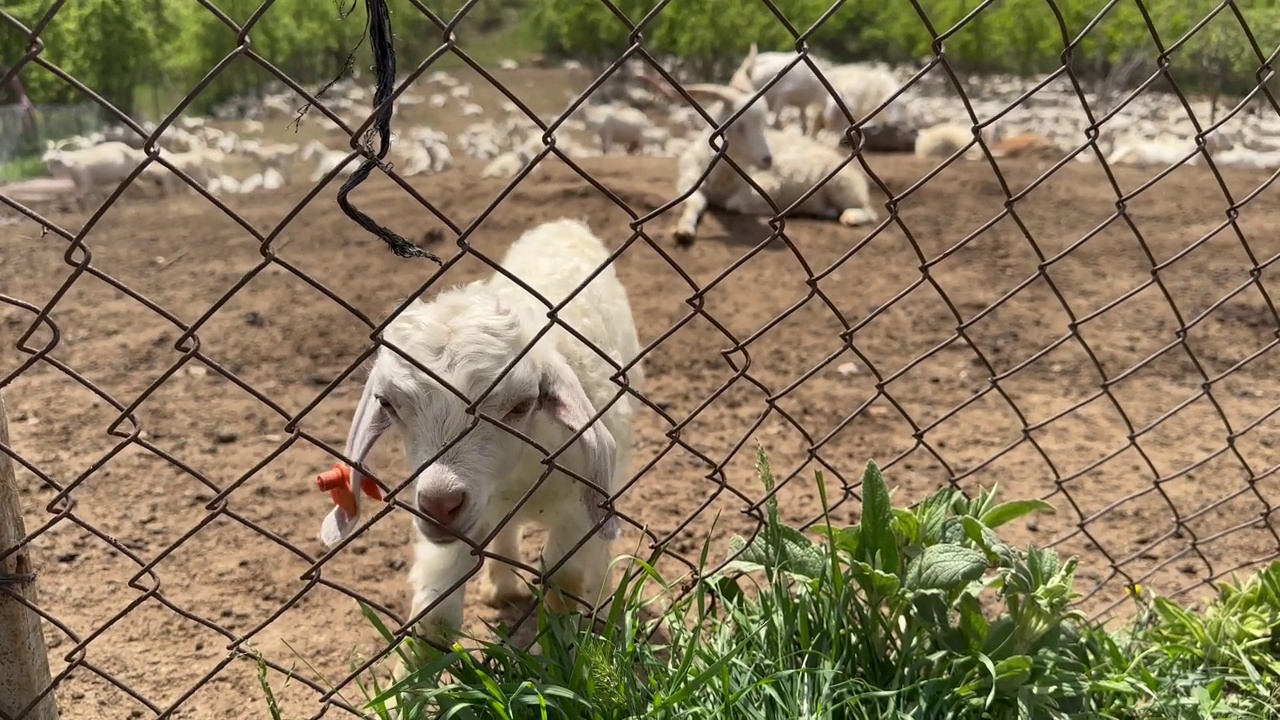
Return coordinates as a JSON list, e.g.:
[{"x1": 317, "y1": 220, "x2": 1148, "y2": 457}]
[{"x1": 3, "y1": 0, "x2": 1280, "y2": 717}]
